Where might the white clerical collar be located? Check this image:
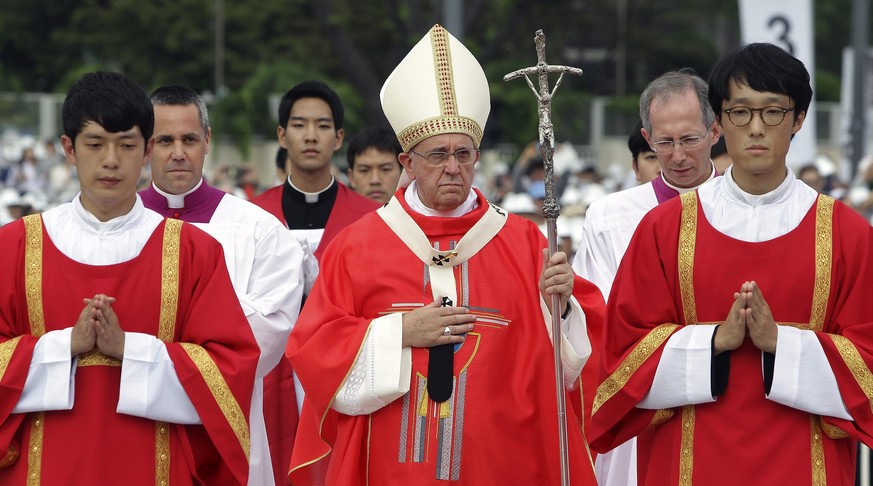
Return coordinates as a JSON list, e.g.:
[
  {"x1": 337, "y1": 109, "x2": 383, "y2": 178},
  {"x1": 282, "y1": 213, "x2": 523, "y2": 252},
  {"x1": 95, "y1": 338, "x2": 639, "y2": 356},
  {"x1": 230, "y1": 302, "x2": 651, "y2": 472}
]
[
  {"x1": 723, "y1": 165, "x2": 796, "y2": 207},
  {"x1": 661, "y1": 160, "x2": 717, "y2": 194},
  {"x1": 71, "y1": 192, "x2": 146, "y2": 235},
  {"x1": 404, "y1": 180, "x2": 479, "y2": 217},
  {"x1": 287, "y1": 174, "x2": 335, "y2": 203},
  {"x1": 152, "y1": 178, "x2": 203, "y2": 209}
]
